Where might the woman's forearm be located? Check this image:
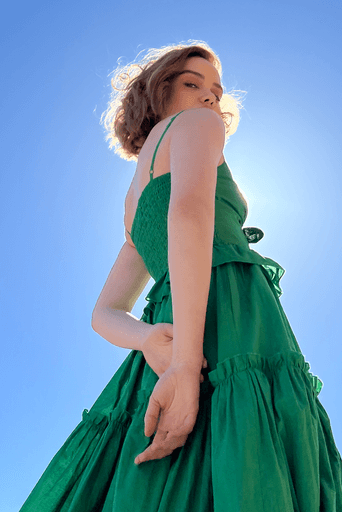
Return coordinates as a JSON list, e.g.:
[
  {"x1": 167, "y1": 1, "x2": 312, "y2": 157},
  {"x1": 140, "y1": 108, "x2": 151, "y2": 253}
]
[
  {"x1": 91, "y1": 308, "x2": 153, "y2": 350},
  {"x1": 168, "y1": 200, "x2": 214, "y2": 371}
]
